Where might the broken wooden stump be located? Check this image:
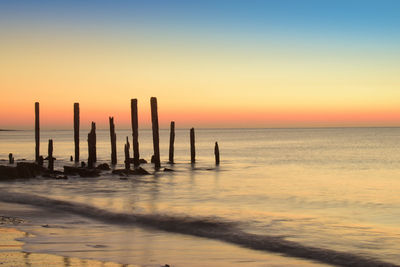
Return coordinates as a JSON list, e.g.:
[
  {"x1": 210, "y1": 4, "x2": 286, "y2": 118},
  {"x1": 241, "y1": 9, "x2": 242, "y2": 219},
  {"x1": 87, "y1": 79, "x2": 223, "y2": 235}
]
[
  {"x1": 8, "y1": 153, "x2": 14, "y2": 164},
  {"x1": 190, "y1": 128, "x2": 195, "y2": 164},
  {"x1": 87, "y1": 122, "x2": 96, "y2": 168},
  {"x1": 169, "y1": 121, "x2": 175, "y2": 164},
  {"x1": 48, "y1": 139, "x2": 54, "y2": 171},
  {"x1": 109, "y1": 116, "x2": 117, "y2": 165},
  {"x1": 150, "y1": 97, "x2": 161, "y2": 169},
  {"x1": 214, "y1": 142, "x2": 220, "y2": 165},
  {"x1": 124, "y1": 136, "x2": 130, "y2": 170},
  {"x1": 74, "y1": 103, "x2": 80, "y2": 162},
  {"x1": 35, "y1": 102, "x2": 40, "y2": 162},
  {"x1": 131, "y1": 99, "x2": 140, "y2": 167}
]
